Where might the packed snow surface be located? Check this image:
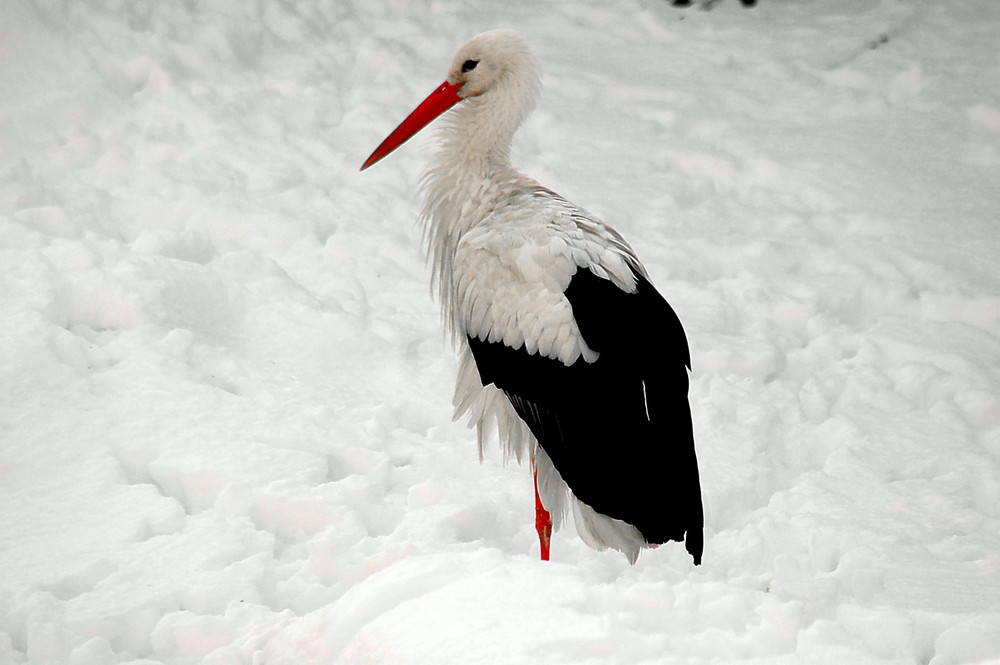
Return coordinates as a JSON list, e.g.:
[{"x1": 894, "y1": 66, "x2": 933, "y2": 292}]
[{"x1": 2, "y1": 0, "x2": 999, "y2": 663}]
